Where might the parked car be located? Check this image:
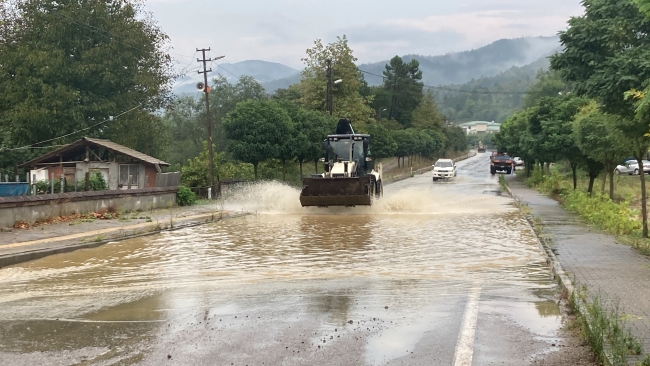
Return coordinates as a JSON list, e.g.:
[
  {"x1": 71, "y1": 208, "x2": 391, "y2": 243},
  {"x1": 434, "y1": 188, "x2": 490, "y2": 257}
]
[
  {"x1": 432, "y1": 159, "x2": 457, "y2": 181},
  {"x1": 513, "y1": 157, "x2": 524, "y2": 166},
  {"x1": 614, "y1": 159, "x2": 650, "y2": 175}
]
